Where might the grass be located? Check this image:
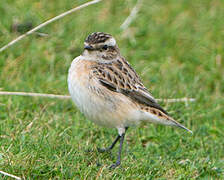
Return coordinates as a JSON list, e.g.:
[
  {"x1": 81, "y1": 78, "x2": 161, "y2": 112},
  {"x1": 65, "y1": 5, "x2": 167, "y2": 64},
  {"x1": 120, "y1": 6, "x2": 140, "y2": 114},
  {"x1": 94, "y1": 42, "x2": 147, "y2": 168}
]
[{"x1": 0, "y1": 0, "x2": 224, "y2": 179}]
